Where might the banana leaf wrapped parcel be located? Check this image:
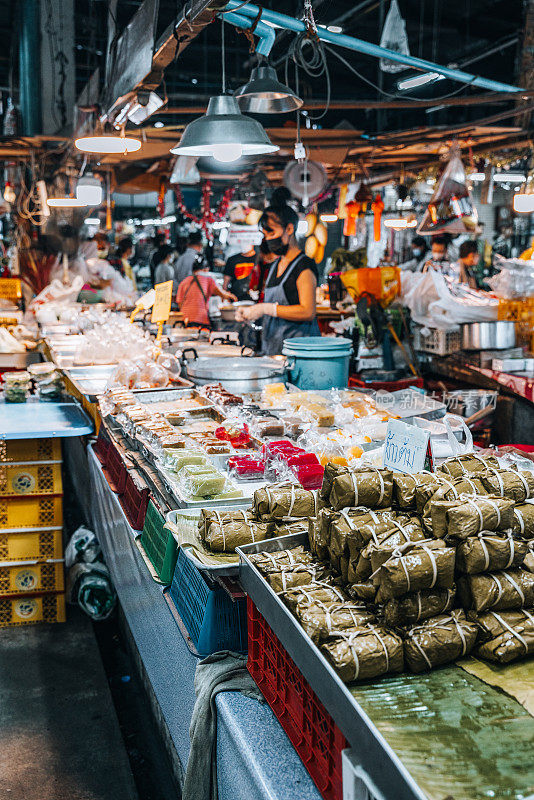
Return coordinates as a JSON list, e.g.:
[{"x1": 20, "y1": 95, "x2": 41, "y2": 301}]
[
  {"x1": 329, "y1": 508, "x2": 399, "y2": 554},
  {"x1": 321, "y1": 625, "x2": 404, "y2": 682},
  {"x1": 353, "y1": 519, "x2": 426, "y2": 582},
  {"x1": 253, "y1": 484, "x2": 318, "y2": 520},
  {"x1": 475, "y1": 609, "x2": 534, "y2": 664},
  {"x1": 347, "y1": 581, "x2": 377, "y2": 602},
  {"x1": 283, "y1": 583, "x2": 348, "y2": 614},
  {"x1": 249, "y1": 546, "x2": 313, "y2": 574},
  {"x1": 421, "y1": 476, "x2": 487, "y2": 530},
  {"x1": 383, "y1": 587, "x2": 456, "y2": 628},
  {"x1": 321, "y1": 464, "x2": 393, "y2": 511},
  {"x1": 457, "y1": 568, "x2": 534, "y2": 612},
  {"x1": 512, "y1": 503, "x2": 534, "y2": 539},
  {"x1": 297, "y1": 602, "x2": 377, "y2": 644},
  {"x1": 404, "y1": 610, "x2": 478, "y2": 673},
  {"x1": 456, "y1": 531, "x2": 528, "y2": 574},
  {"x1": 268, "y1": 563, "x2": 334, "y2": 593},
  {"x1": 480, "y1": 468, "x2": 534, "y2": 503},
  {"x1": 374, "y1": 540, "x2": 455, "y2": 602},
  {"x1": 437, "y1": 454, "x2": 499, "y2": 478},
  {"x1": 199, "y1": 508, "x2": 256, "y2": 539},
  {"x1": 392, "y1": 472, "x2": 442, "y2": 511},
  {"x1": 430, "y1": 496, "x2": 514, "y2": 539},
  {"x1": 202, "y1": 519, "x2": 274, "y2": 552}
]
